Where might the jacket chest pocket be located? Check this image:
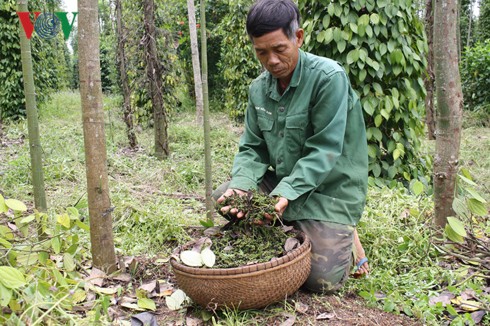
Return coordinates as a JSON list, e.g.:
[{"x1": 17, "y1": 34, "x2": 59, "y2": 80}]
[
  {"x1": 257, "y1": 116, "x2": 274, "y2": 135},
  {"x1": 257, "y1": 115, "x2": 274, "y2": 140},
  {"x1": 285, "y1": 113, "x2": 308, "y2": 154}
]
